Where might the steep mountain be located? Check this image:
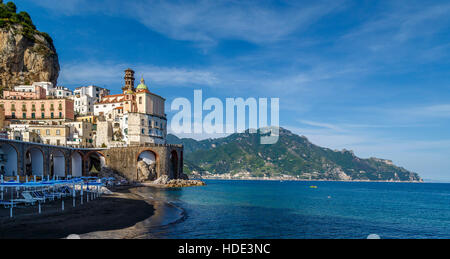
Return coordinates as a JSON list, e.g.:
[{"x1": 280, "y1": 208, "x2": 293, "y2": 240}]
[
  {"x1": 0, "y1": 1, "x2": 59, "y2": 90},
  {"x1": 168, "y1": 128, "x2": 422, "y2": 182}
]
